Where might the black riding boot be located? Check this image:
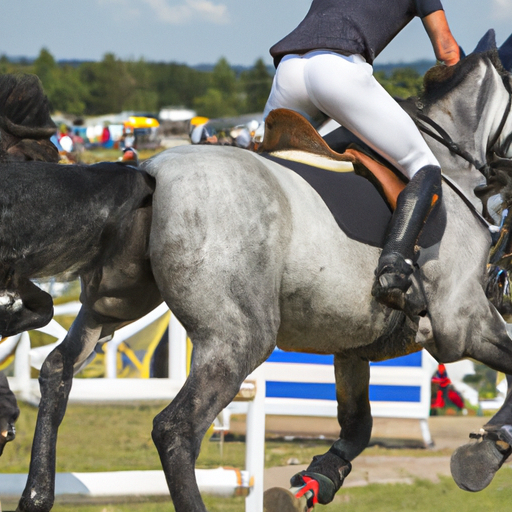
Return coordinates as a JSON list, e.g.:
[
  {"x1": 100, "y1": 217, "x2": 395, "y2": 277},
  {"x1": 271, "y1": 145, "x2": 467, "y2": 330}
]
[{"x1": 372, "y1": 165, "x2": 442, "y2": 310}]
